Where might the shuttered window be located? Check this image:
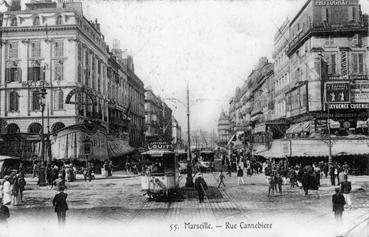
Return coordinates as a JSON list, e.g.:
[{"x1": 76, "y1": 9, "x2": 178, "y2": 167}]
[
  {"x1": 9, "y1": 91, "x2": 19, "y2": 112},
  {"x1": 53, "y1": 89, "x2": 64, "y2": 110}
]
